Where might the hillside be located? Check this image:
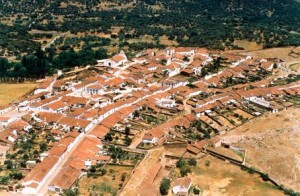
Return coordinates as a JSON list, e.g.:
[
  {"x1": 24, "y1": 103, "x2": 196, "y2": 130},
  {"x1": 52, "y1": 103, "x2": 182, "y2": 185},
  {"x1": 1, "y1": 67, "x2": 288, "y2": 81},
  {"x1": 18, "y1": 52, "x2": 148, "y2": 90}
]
[
  {"x1": 1, "y1": 0, "x2": 299, "y2": 50},
  {"x1": 0, "y1": 0, "x2": 299, "y2": 78}
]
